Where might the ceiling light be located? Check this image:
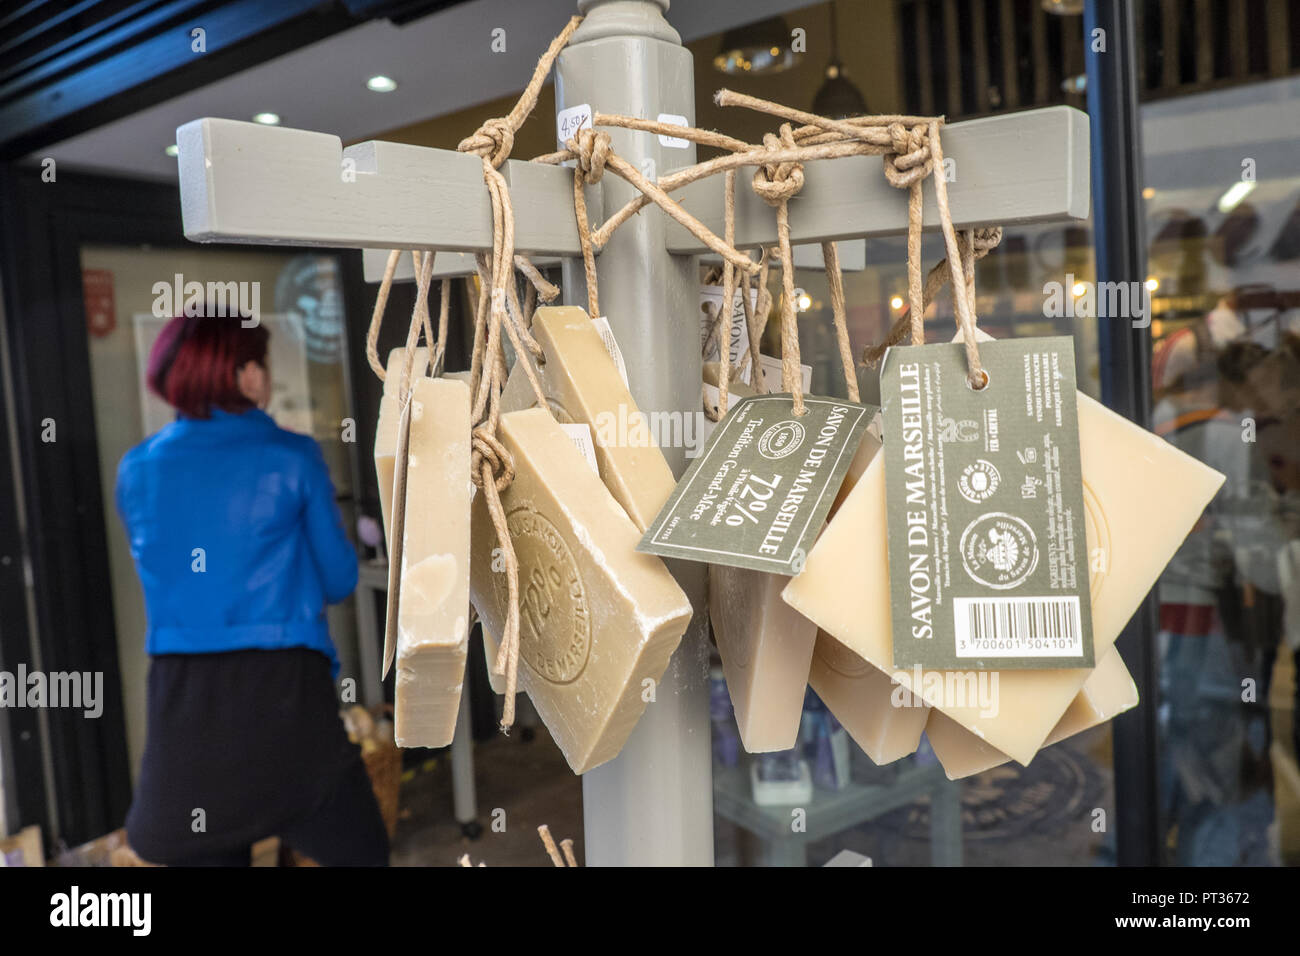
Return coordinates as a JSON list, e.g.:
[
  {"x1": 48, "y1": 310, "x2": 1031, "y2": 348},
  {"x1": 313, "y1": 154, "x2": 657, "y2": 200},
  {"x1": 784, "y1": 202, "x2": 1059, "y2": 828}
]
[
  {"x1": 1072, "y1": 281, "x2": 1087, "y2": 297},
  {"x1": 796, "y1": 291, "x2": 812, "y2": 311},
  {"x1": 1216, "y1": 180, "x2": 1256, "y2": 214},
  {"x1": 252, "y1": 112, "x2": 281, "y2": 125},
  {"x1": 366, "y1": 75, "x2": 398, "y2": 93},
  {"x1": 714, "y1": 17, "x2": 799, "y2": 75},
  {"x1": 813, "y1": 2, "x2": 867, "y2": 119},
  {"x1": 164, "y1": 144, "x2": 179, "y2": 157},
  {"x1": 890, "y1": 295, "x2": 904, "y2": 310},
  {"x1": 1145, "y1": 277, "x2": 1159, "y2": 292}
]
